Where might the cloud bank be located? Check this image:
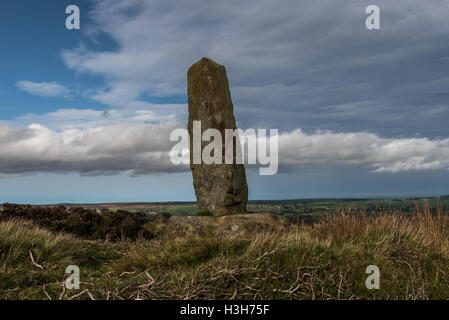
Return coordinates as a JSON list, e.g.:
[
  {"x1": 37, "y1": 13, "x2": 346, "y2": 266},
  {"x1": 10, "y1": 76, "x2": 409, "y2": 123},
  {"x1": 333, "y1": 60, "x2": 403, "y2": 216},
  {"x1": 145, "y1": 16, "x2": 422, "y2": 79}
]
[
  {"x1": 1, "y1": 121, "x2": 448, "y2": 176},
  {"x1": 0, "y1": 122, "x2": 183, "y2": 176}
]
